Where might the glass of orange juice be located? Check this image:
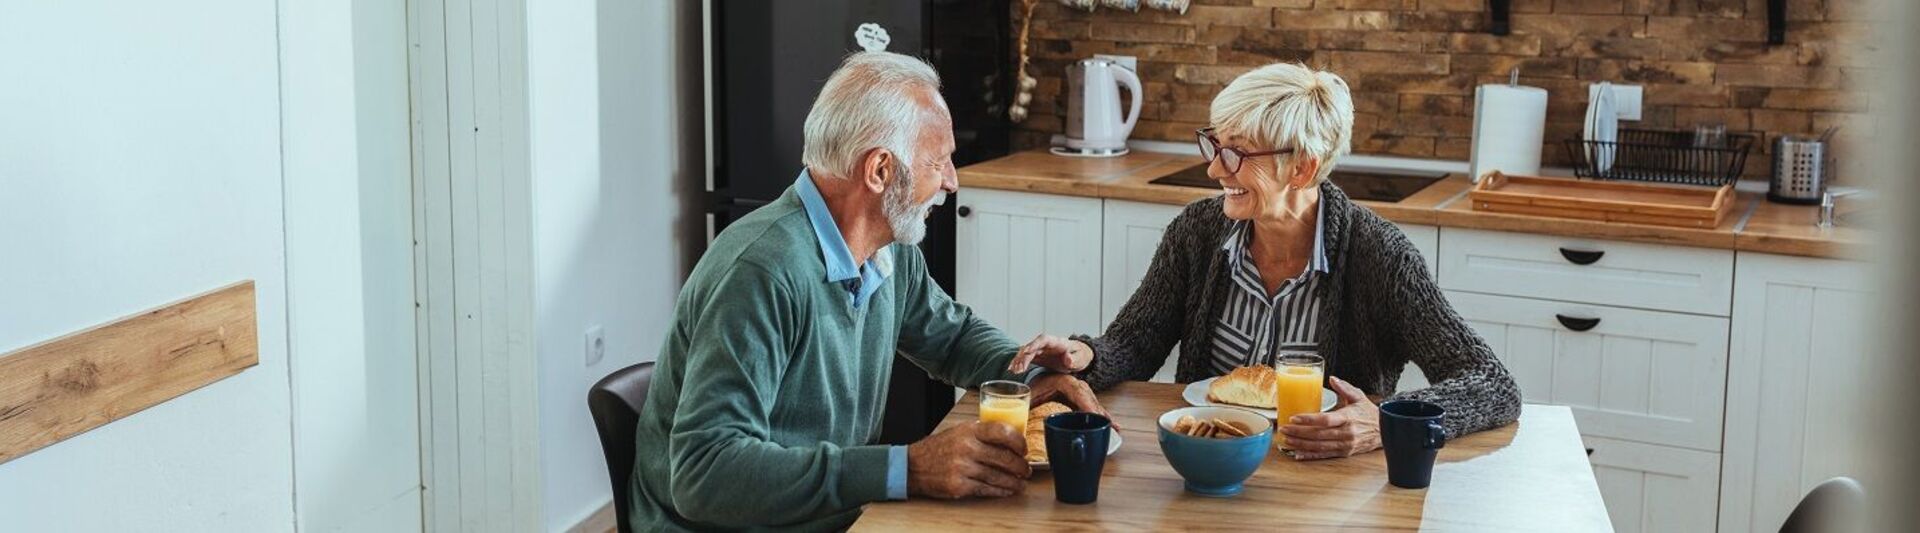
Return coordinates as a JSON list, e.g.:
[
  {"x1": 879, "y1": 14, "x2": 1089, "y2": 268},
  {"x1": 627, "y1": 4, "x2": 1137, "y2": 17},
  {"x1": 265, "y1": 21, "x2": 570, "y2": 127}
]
[
  {"x1": 979, "y1": 380, "x2": 1031, "y2": 430},
  {"x1": 1274, "y1": 350, "x2": 1325, "y2": 451}
]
